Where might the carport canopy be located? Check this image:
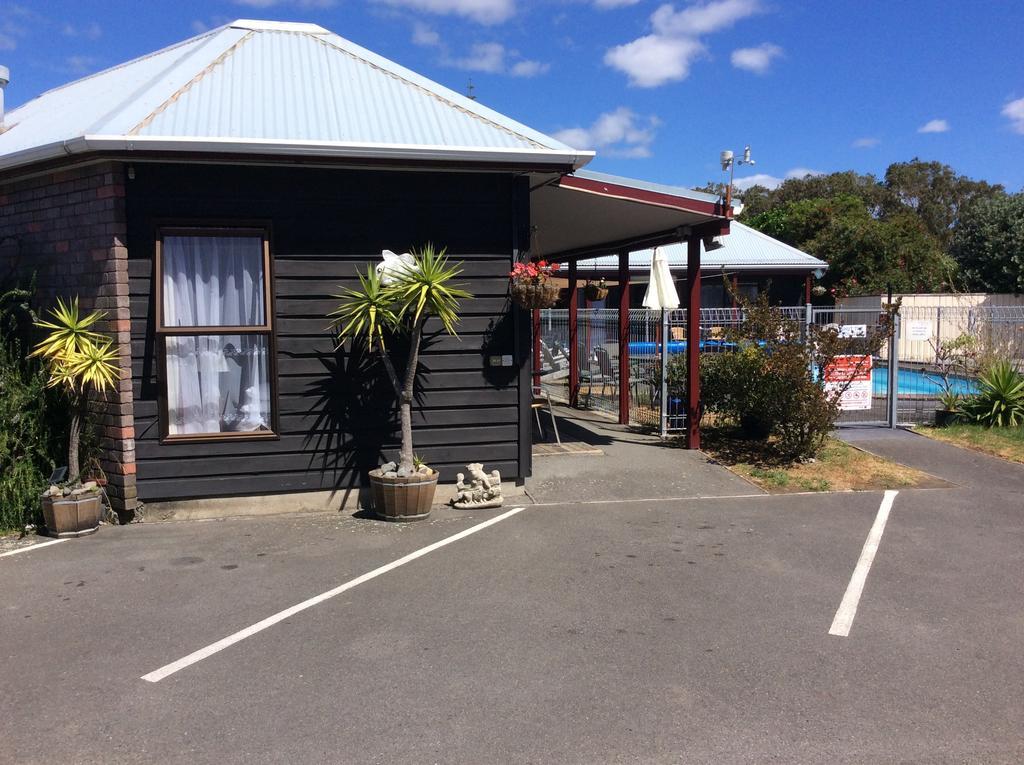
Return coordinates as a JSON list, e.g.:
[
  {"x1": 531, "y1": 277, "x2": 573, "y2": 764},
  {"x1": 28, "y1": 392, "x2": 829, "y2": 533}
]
[
  {"x1": 528, "y1": 170, "x2": 733, "y2": 450},
  {"x1": 530, "y1": 170, "x2": 730, "y2": 262}
]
